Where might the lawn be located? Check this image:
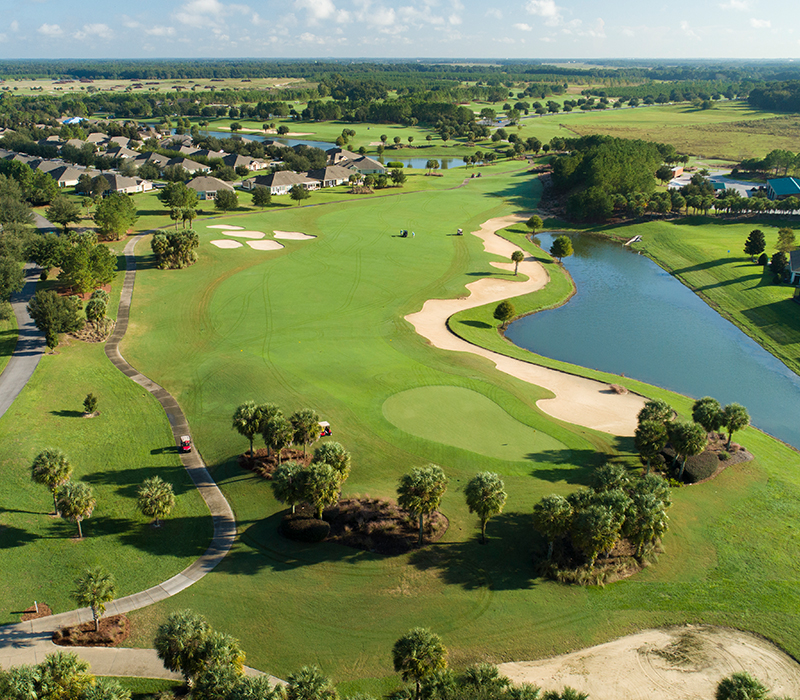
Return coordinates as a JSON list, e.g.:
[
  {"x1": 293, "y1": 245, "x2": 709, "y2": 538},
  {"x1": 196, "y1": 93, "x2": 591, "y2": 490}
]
[
  {"x1": 113, "y1": 167, "x2": 800, "y2": 691},
  {"x1": 0, "y1": 303, "x2": 18, "y2": 375},
  {"x1": 0, "y1": 258, "x2": 211, "y2": 623}
]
